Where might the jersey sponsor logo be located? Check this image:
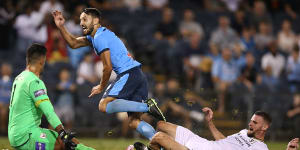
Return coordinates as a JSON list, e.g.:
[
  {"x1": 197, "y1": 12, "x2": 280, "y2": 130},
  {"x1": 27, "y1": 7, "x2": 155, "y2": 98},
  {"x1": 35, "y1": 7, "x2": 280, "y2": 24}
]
[
  {"x1": 40, "y1": 133, "x2": 47, "y2": 139},
  {"x1": 235, "y1": 133, "x2": 255, "y2": 147},
  {"x1": 34, "y1": 89, "x2": 46, "y2": 97},
  {"x1": 35, "y1": 142, "x2": 45, "y2": 150}
]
